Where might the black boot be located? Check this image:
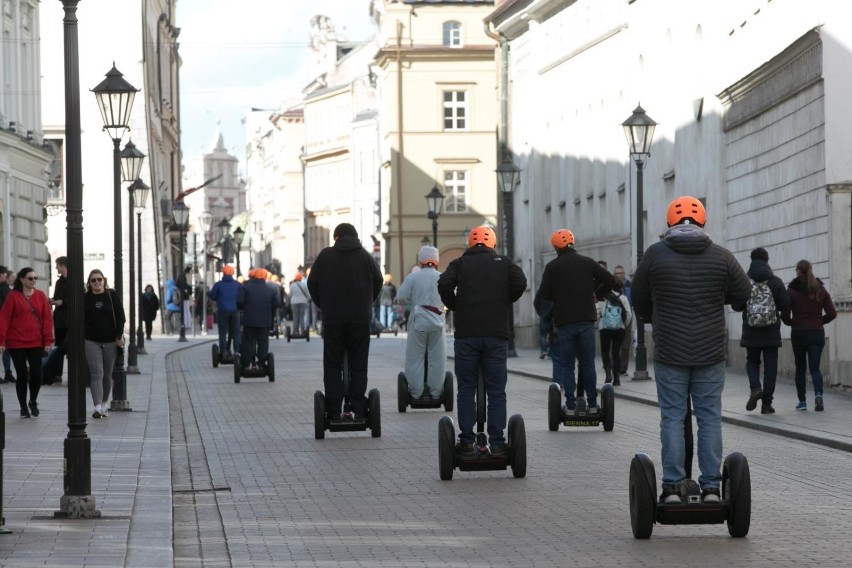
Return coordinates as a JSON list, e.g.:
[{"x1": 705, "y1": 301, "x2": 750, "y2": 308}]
[{"x1": 604, "y1": 367, "x2": 613, "y2": 384}]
